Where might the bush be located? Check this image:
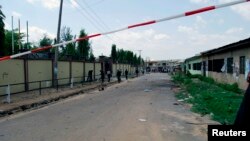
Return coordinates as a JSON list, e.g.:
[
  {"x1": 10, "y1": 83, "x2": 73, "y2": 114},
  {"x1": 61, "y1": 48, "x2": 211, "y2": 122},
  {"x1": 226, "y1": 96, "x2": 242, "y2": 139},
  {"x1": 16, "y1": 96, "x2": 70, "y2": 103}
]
[
  {"x1": 186, "y1": 71, "x2": 192, "y2": 77},
  {"x1": 217, "y1": 83, "x2": 242, "y2": 94},
  {"x1": 173, "y1": 73, "x2": 242, "y2": 94}
]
